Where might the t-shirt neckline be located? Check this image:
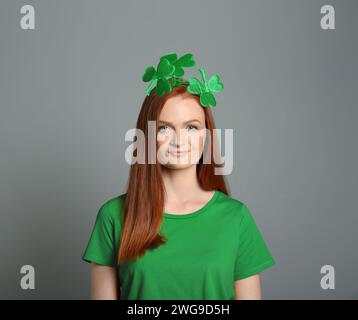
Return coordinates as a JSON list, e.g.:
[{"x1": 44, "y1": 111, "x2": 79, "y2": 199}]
[{"x1": 163, "y1": 190, "x2": 220, "y2": 219}]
